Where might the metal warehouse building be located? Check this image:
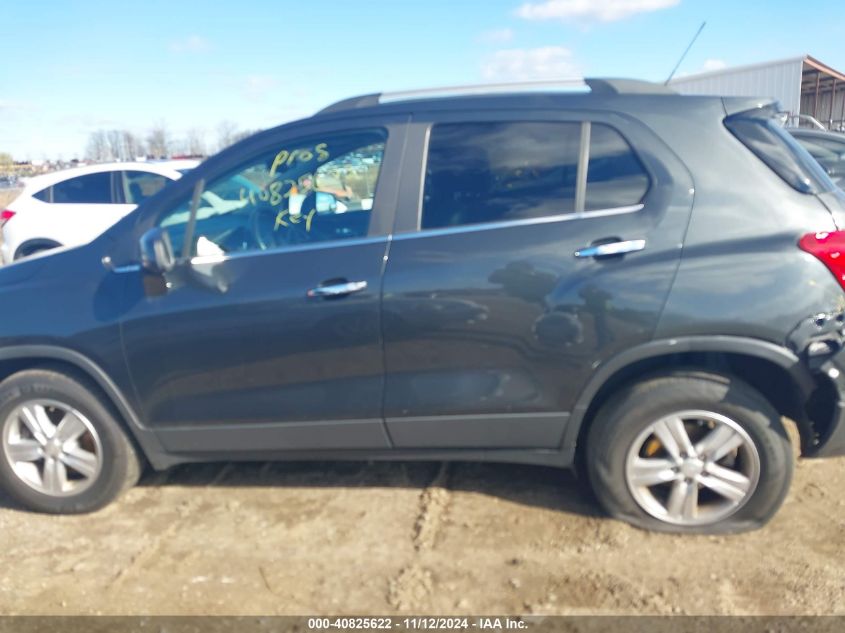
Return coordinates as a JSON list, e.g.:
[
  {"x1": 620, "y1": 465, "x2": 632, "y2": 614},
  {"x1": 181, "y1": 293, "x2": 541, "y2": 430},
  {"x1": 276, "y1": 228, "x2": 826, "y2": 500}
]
[{"x1": 671, "y1": 55, "x2": 845, "y2": 131}]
